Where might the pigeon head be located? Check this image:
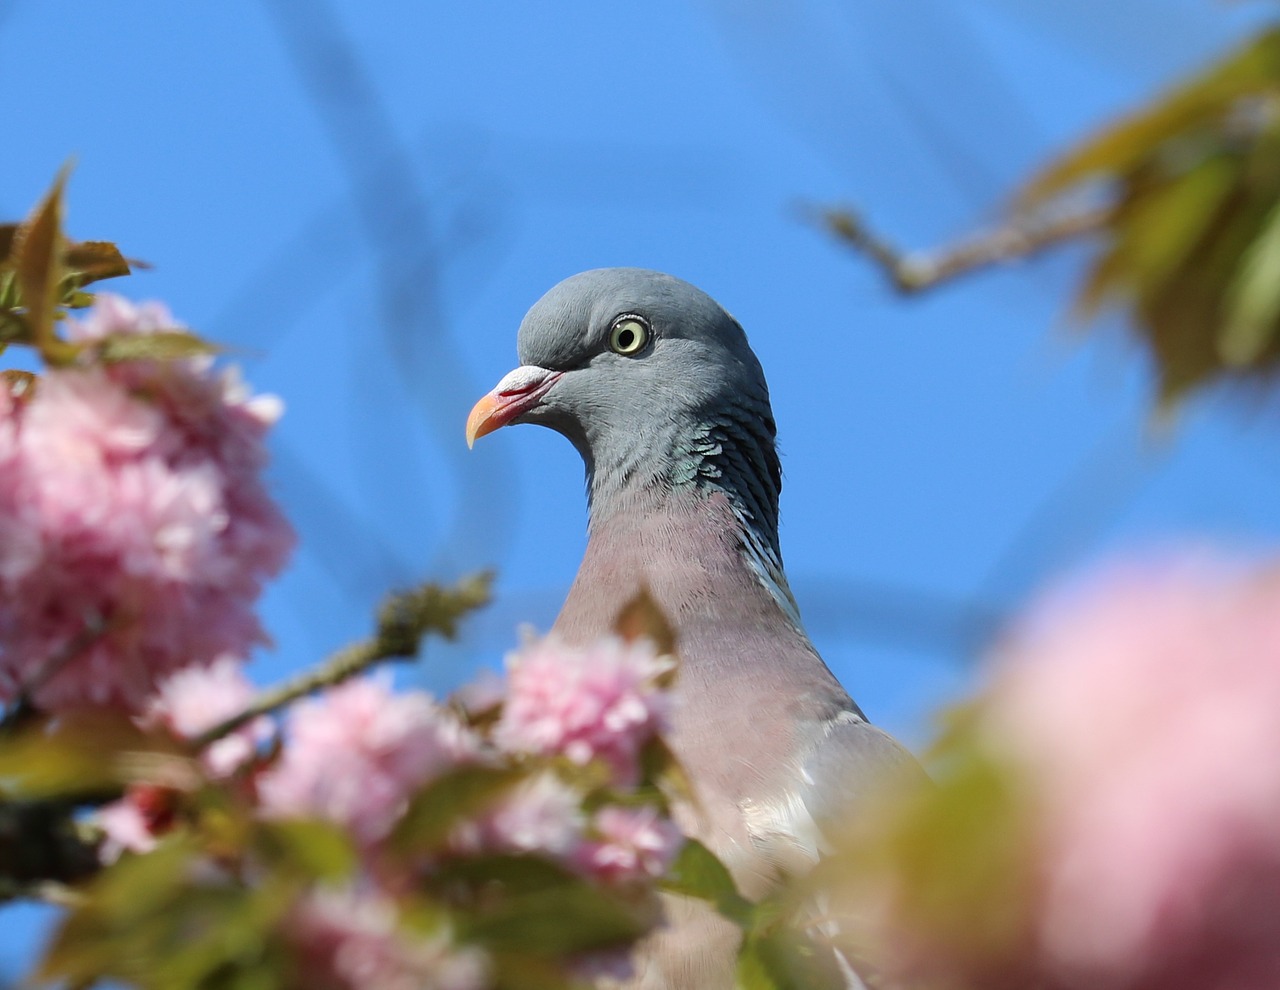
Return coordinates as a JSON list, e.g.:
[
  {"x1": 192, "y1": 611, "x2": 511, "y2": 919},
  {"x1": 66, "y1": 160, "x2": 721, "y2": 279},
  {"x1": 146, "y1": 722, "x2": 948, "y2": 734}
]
[{"x1": 467, "y1": 268, "x2": 783, "y2": 549}]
